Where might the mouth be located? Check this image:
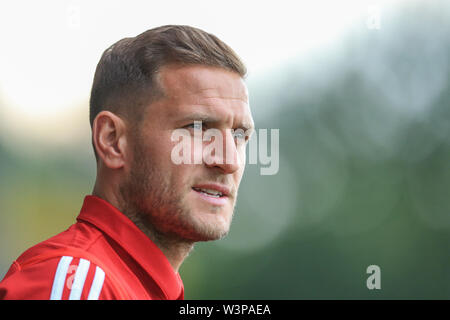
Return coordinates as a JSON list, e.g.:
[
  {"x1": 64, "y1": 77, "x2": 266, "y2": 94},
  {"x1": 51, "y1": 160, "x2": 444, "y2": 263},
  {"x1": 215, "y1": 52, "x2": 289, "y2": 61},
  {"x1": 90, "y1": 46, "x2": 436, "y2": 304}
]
[
  {"x1": 192, "y1": 187, "x2": 224, "y2": 198},
  {"x1": 191, "y1": 183, "x2": 231, "y2": 206}
]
